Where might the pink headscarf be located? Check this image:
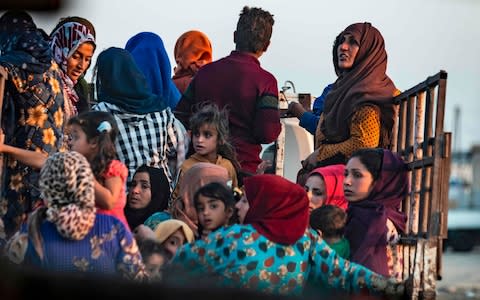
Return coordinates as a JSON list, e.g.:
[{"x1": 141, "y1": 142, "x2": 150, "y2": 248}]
[{"x1": 308, "y1": 164, "x2": 348, "y2": 210}]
